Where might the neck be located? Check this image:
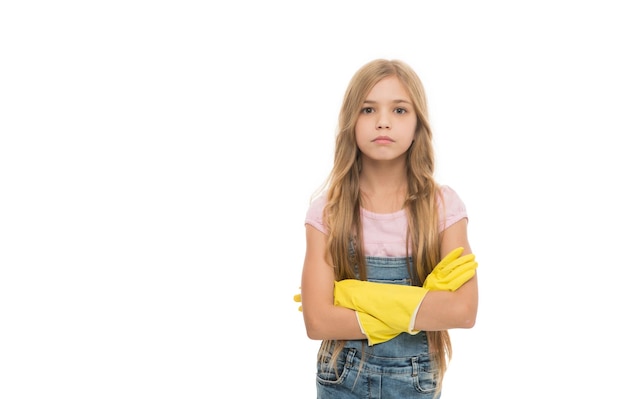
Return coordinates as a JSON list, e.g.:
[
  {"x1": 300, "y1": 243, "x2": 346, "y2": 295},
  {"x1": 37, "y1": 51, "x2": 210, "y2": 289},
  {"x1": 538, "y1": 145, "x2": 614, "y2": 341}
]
[
  {"x1": 359, "y1": 160, "x2": 407, "y2": 213},
  {"x1": 359, "y1": 158, "x2": 407, "y2": 193}
]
